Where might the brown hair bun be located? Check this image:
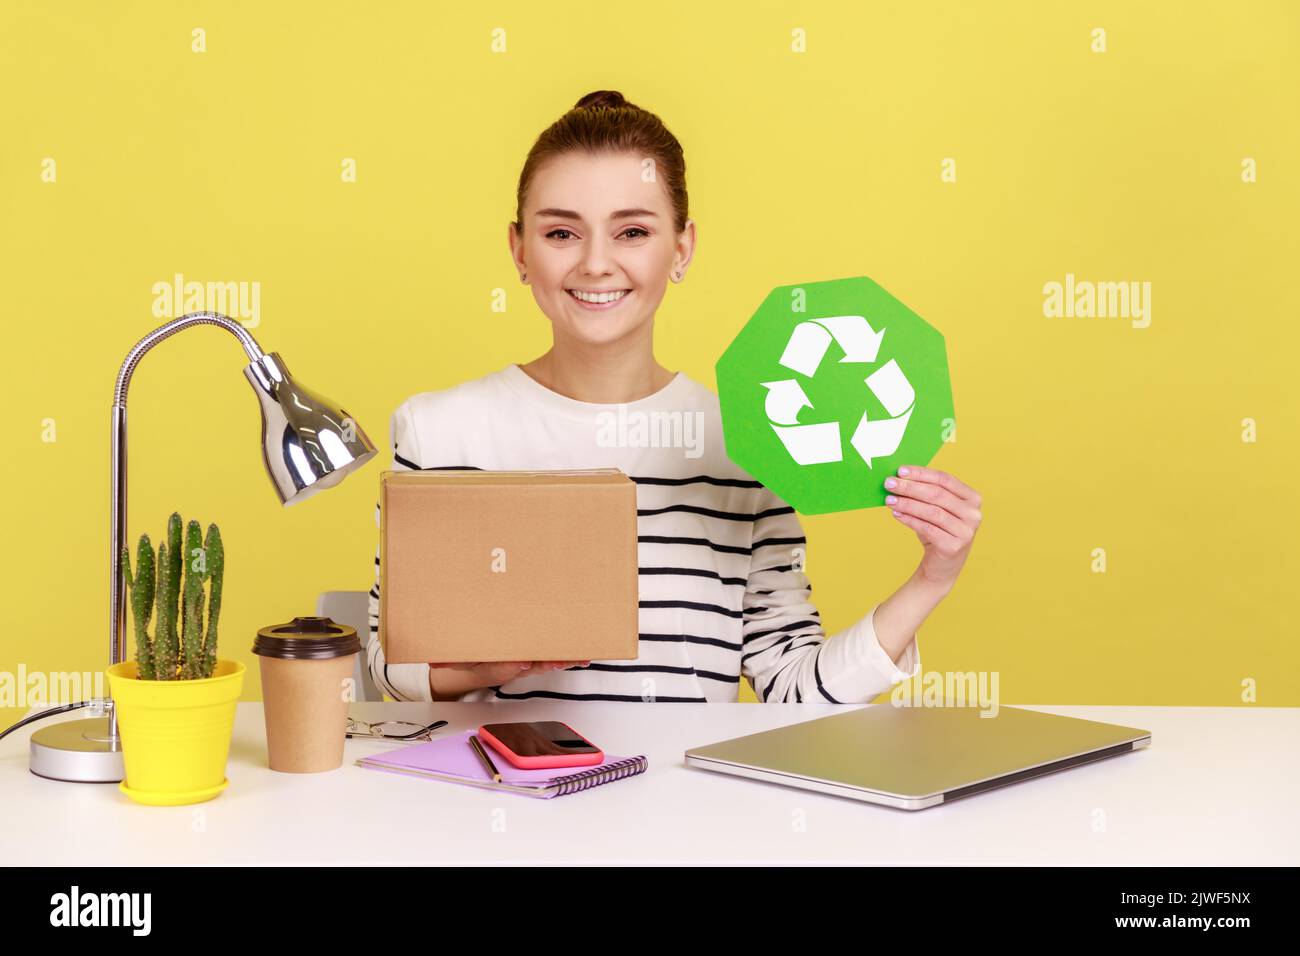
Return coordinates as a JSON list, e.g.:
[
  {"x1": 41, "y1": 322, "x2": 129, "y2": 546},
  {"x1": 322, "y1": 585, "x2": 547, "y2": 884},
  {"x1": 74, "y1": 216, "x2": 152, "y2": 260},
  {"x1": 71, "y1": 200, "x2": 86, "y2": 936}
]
[{"x1": 573, "y1": 90, "x2": 633, "y2": 111}]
